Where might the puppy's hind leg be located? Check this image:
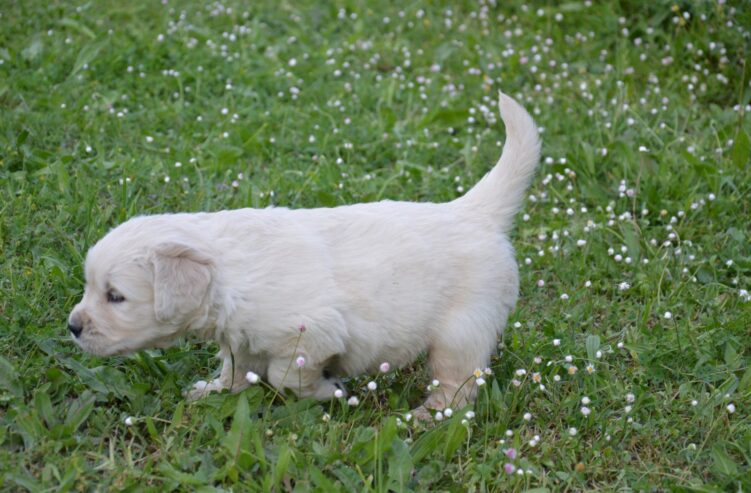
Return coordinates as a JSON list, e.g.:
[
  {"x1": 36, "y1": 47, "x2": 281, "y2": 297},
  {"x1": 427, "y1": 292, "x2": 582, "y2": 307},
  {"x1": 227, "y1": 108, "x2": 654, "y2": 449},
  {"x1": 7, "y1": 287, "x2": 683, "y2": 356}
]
[{"x1": 416, "y1": 307, "x2": 503, "y2": 417}]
